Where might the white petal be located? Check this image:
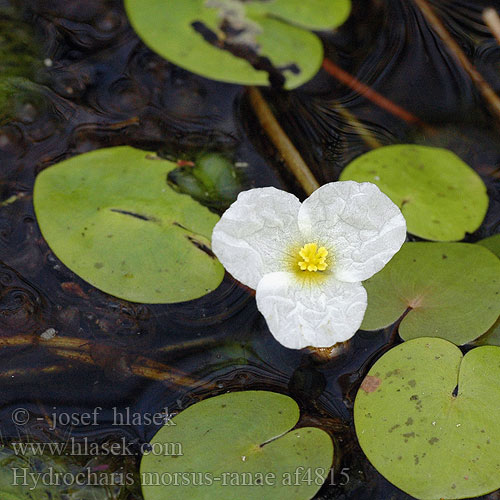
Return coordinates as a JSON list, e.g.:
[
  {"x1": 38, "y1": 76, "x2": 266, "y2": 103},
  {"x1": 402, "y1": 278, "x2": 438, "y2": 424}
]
[
  {"x1": 255, "y1": 272, "x2": 367, "y2": 349},
  {"x1": 298, "y1": 181, "x2": 406, "y2": 282},
  {"x1": 211, "y1": 187, "x2": 302, "y2": 289}
]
